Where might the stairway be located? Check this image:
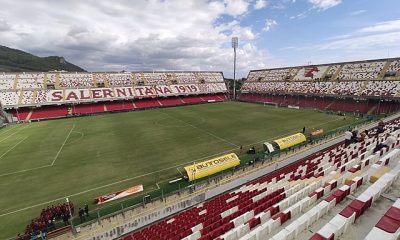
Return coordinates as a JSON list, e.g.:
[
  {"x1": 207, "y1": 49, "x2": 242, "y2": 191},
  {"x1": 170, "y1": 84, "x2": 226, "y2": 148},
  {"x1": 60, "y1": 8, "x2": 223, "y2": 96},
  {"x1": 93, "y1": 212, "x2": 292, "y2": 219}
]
[
  {"x1": 131, "y1": 73, "x2": 137, "y2": 86},
  {"x1": 378, "y1": 61, "x2": 391, "y2": 80},
  {"x1": 324, "y1": 101, "x2": 335, "y2": 110},
  {"x1": 32, "y1": 90, "x2": 38, "y2": 104},
  {"x1": 92, "y1": 74, "x2": 98, "y2": 87},
  {"x1": 17, "y1": 90, "x2": 23, "y2": 105},
  {"x1": 55, "y1": 73, "x2": 61, "y2": 88},
  {"x1": 320, "y1": 66, "x2": 330, "y2": 79},
  {"x1": 367, "y1": 105, "x2": 377, "y2": 115},
  {"x1": 13, "y1": 74, "x2": 19, "y2": 90},
  {"x1": 25, "y1": 110, "x2": 33, "y2": 121},
  {"x1": 331, "y1": 65, "x2": 344, "y2": 81},
  {"x1": 289, "y1": 68, "x2": 300, "y2": 81},
  {"x1": 103, "y1": 73, "x2": 109, "y2": 87},
  {"x1": 43, "y1": 73, "x2": 48, "y2": 88}
]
